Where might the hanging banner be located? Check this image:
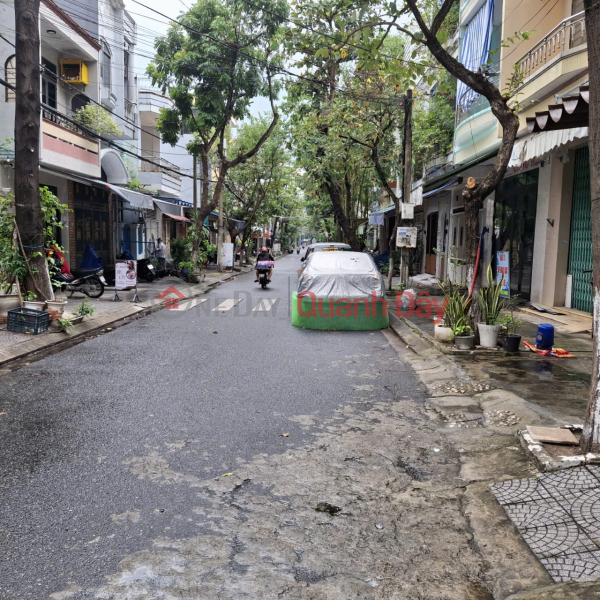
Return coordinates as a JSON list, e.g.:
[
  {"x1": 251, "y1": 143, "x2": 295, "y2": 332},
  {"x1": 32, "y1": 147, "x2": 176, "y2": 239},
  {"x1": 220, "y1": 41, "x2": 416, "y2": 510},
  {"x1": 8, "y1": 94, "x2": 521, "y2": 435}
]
[
  {"x1": 496, "y1": 251, "x2": 510, "y2": 298},
  {"x1": 221, "y1": 243, "x2": 234, "y2": 268},
  {"x1": 115, "y1": 259, "x2": 137, "y2": 290}
]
